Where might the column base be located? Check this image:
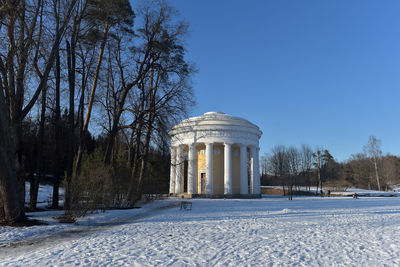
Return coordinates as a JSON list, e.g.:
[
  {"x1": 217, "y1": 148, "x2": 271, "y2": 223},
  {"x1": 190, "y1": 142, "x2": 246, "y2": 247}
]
[{"x1": 169, "y1": 193, "x2": 262, "y2": 199}]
